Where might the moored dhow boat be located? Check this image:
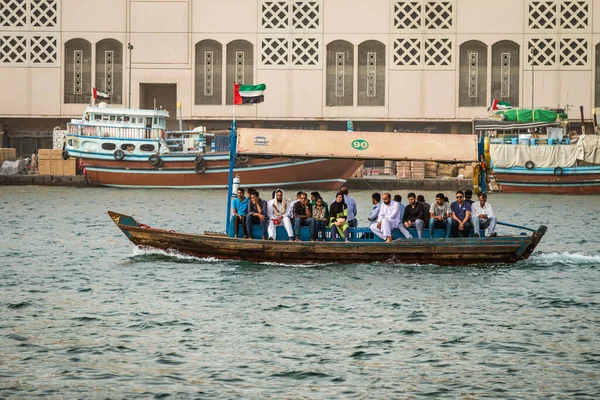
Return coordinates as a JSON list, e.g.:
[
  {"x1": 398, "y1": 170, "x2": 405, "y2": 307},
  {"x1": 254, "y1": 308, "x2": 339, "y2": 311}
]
[
  {"x1": 108, "y1": 126, "x2": 548, "y2": 266},
  {"x1": 62, "y1": 104, "x2": 360, "y2": 189},
  {"x1": 477, "y1": 108, "x2": 600, "y2": 194}
]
